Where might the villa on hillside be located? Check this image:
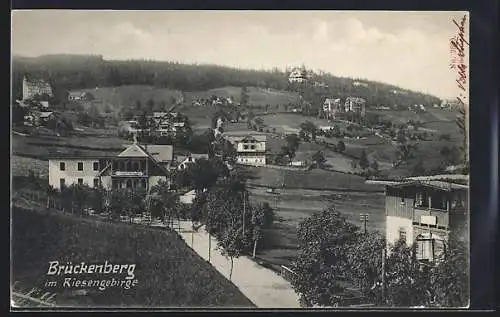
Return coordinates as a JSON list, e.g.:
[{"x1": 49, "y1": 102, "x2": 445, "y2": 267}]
[
  {"x1": 23, "y1": 75, "x2": 53, "y2": 101},
  {"x1": 370, "y1": 175, "x2": 469, "y2": 263},
  {"x1": 225, "y1": 134, "x2": 267, "y2": 166},
  {"x1": 288, "y1": 67, "x2": 312, "y2": 84},
  {"x1": 344, "y1": 97, "x2": 367, "y2": 116},
  {"x1": 323, "y1": 98, "x2": 342, "y2": 119},
  {"x1": 68, "y1": 91, "x2": 95, "y2": 101},
  {"x1": 48, "y1": 142, "x2": 174, "y2": 192}
]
